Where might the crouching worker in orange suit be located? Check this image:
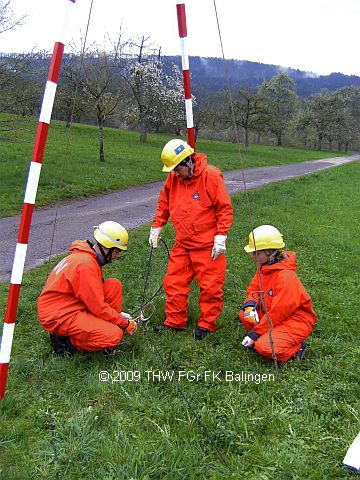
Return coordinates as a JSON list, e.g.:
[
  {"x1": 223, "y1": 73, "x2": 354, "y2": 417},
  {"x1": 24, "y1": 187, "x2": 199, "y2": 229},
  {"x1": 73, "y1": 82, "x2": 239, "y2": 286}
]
[
  {"x1": 239, "y1": 225, "x2": 316, "y2": 362},
  {"x1": 149, "y1": 139, "x2": 233, "y2": 340},
  {"x1": 37, "y1": 221, "x2": 138, "y2": 356}
]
